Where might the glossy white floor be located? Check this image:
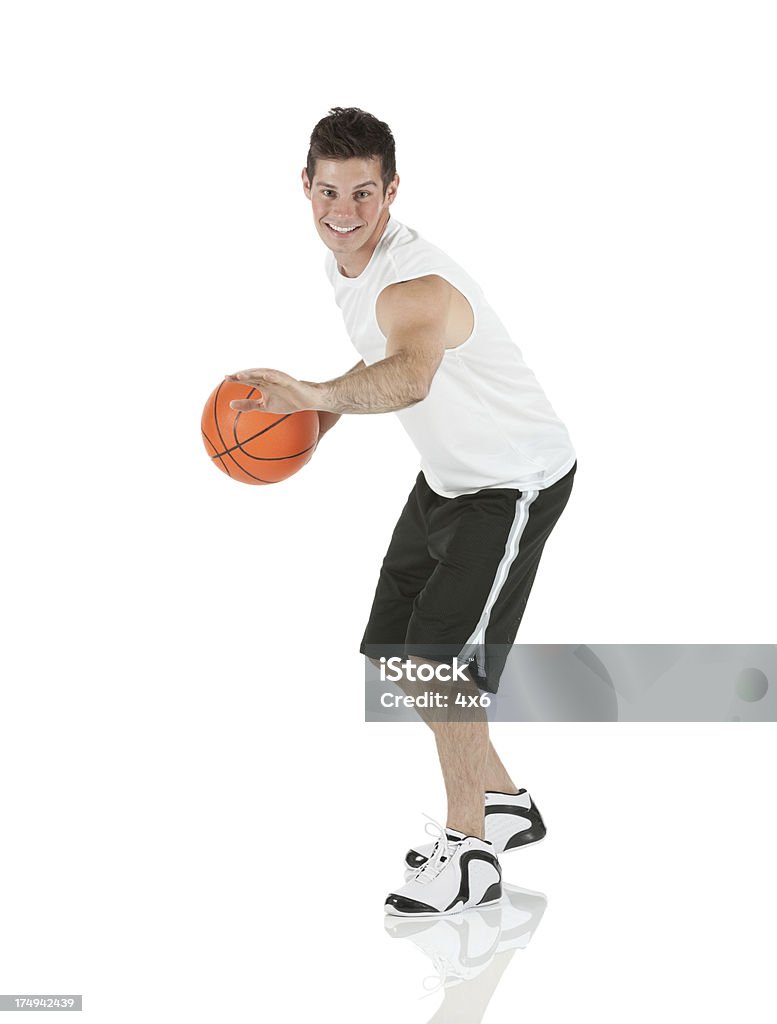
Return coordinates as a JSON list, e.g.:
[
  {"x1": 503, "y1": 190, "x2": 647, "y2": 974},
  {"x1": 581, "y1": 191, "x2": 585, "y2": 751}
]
[
  {"x1": 295, "y1": 724, "x2": 776, "y2": 1023},
  {"x1": 3, "y1": 718, "x2": 773, "y2": 1022}
]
